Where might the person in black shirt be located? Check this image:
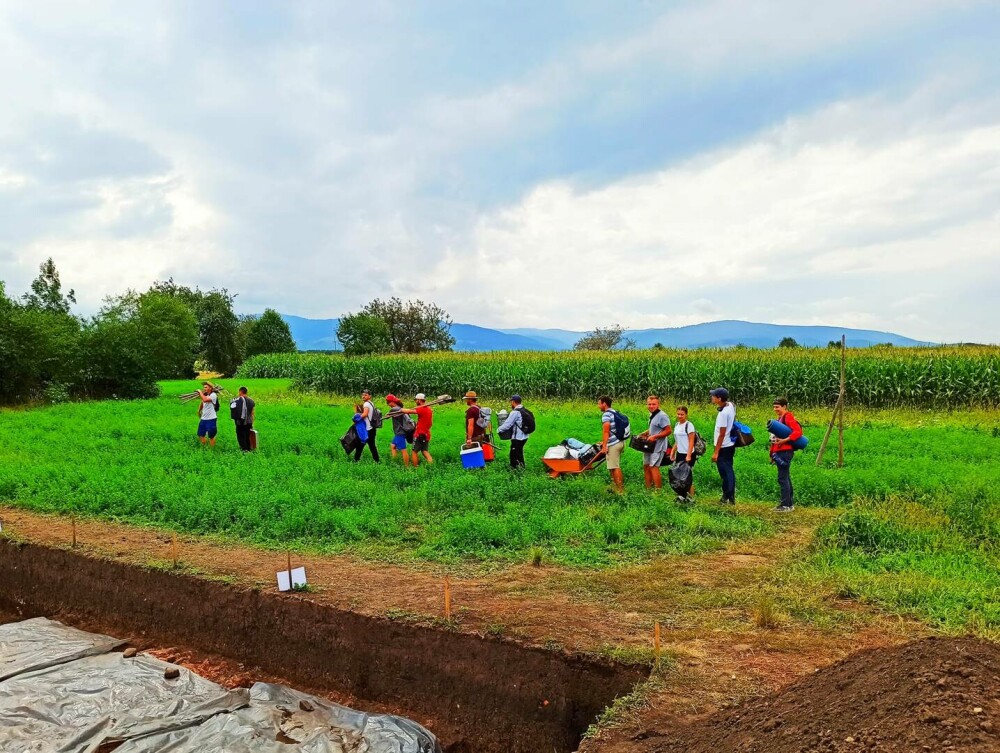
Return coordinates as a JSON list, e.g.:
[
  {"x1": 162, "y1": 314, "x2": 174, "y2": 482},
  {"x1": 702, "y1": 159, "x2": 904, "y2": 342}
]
[{"x1": 231, "y1": 386, "x2": 256, "y2": 452}]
